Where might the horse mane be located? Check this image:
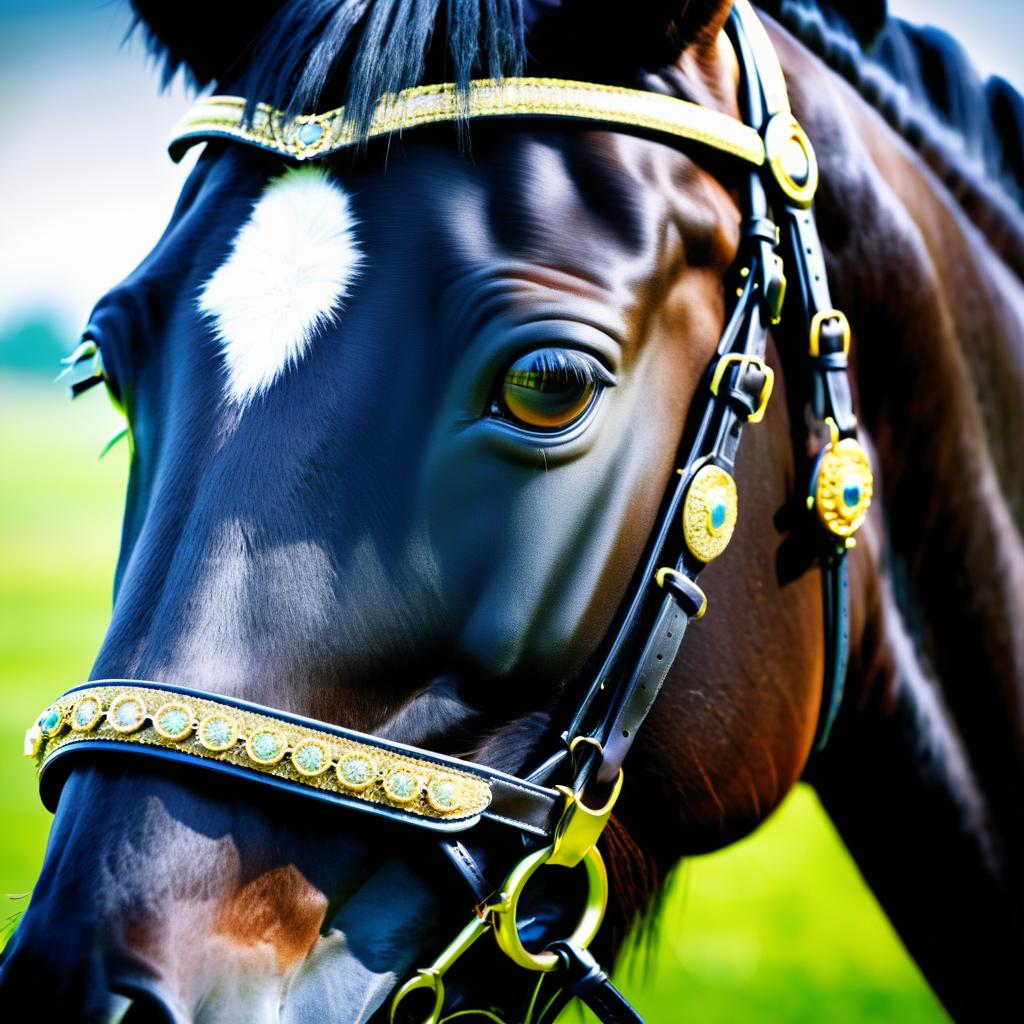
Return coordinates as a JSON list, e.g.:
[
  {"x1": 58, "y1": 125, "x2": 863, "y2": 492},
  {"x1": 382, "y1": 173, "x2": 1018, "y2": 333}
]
[{"x1": 763, "y1": 1, "x2": 1024, "y2": 266}]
